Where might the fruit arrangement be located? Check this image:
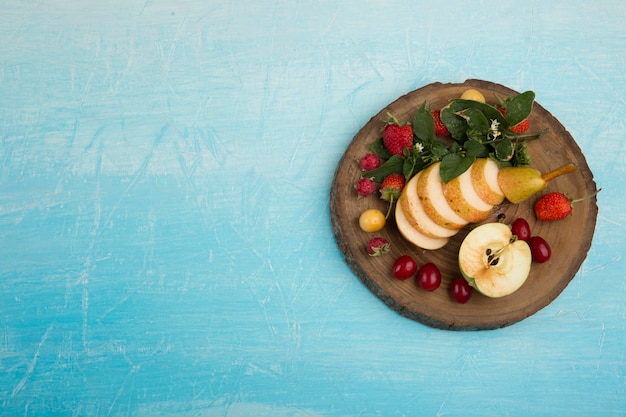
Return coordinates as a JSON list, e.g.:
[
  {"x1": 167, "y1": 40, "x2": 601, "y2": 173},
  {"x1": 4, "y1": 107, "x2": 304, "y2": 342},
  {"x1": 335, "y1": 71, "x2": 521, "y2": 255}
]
[{"x1": 330, "y1": 80, "x2": 599, "y2": 330}]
